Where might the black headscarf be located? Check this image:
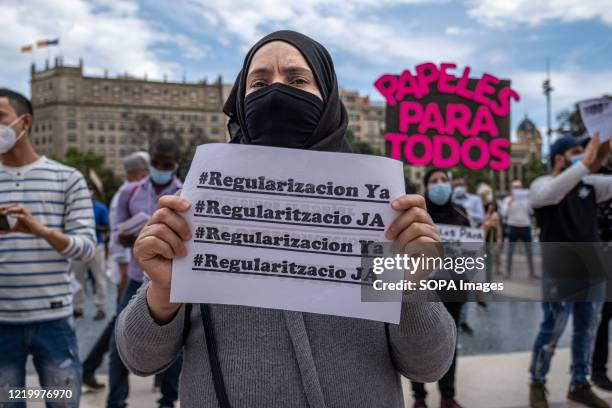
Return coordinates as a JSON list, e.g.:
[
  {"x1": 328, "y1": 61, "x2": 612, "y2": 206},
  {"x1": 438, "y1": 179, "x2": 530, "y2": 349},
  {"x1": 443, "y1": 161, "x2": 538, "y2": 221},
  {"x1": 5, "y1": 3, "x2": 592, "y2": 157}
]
[
  {"x1": 223, "y1": 30, "x2": 351, "y2": 153},
  {"x1": 422, "y1": 168, "x2": 470, "y2": 227}
]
